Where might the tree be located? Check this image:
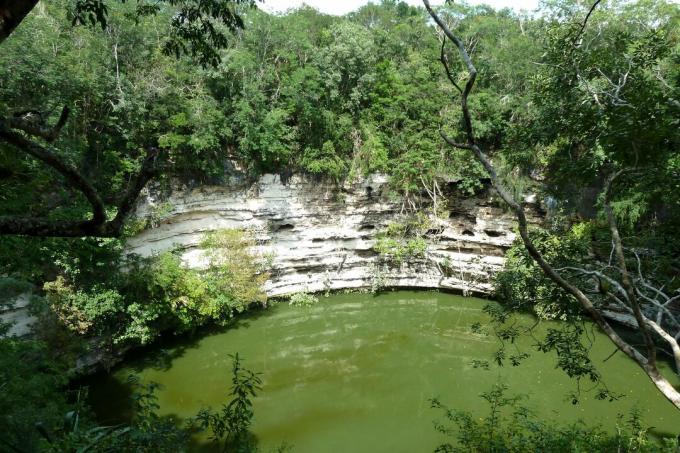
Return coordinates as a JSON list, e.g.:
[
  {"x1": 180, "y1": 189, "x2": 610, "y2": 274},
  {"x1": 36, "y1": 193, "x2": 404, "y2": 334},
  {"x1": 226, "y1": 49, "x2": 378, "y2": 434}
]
[
  {"x1": 422, "y1": 0, "x2": 680, "y2": 409},
  {"x1": 0, "y1": 0, "x2": 256, "y2": 238}
]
